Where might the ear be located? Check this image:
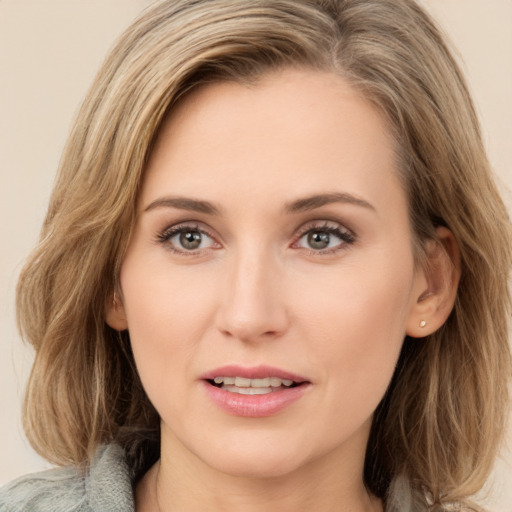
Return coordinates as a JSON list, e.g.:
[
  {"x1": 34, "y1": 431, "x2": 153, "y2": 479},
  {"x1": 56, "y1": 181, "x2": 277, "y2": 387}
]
[
  {"x1": 406, "y1": 226, "x2": 461, "y2": 338},
  {"x1": 105, "y1": 290, "x2": 129, "y2": 331}
]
